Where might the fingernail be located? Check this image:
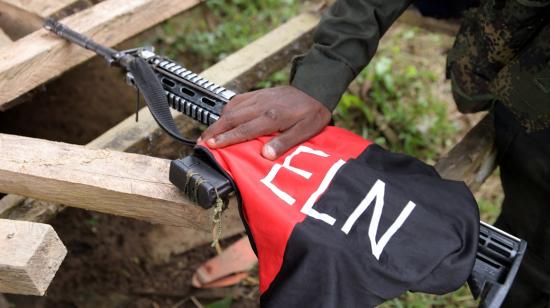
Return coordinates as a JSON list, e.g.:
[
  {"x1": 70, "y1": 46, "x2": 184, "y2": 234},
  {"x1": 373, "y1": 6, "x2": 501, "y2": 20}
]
[
  {"x1": 263, "y1": 144, "x2": 276, "y2": 160},
  {"x1": 197, "y1": 137, "x2": 202, "y2": 143},
  {"x1": 207, "y1": 138, "x2": 216, "y2": 147}
]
